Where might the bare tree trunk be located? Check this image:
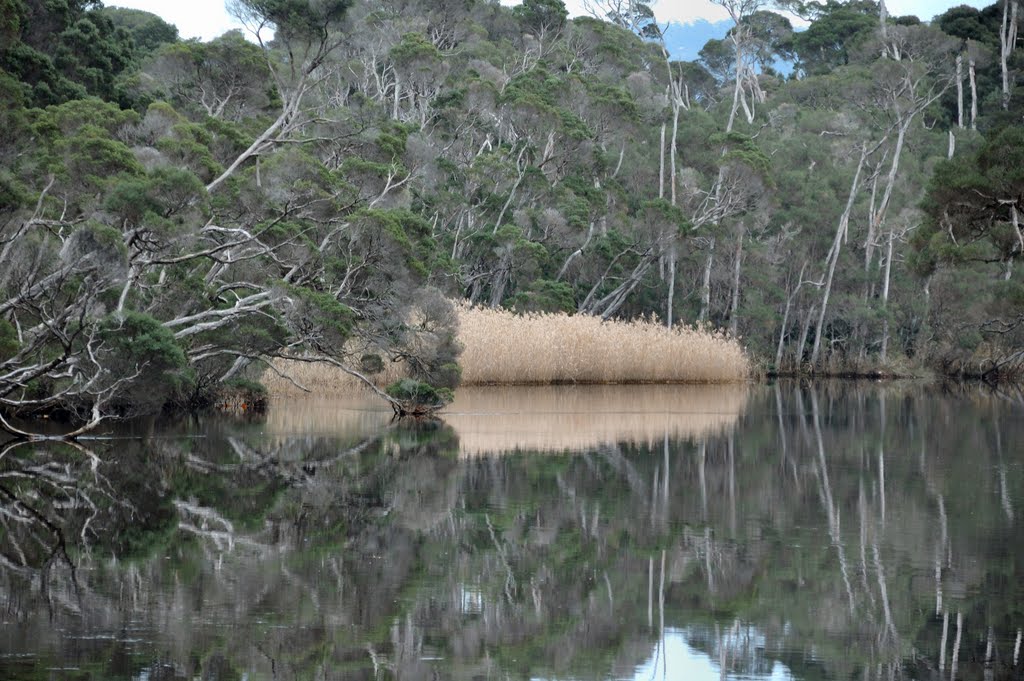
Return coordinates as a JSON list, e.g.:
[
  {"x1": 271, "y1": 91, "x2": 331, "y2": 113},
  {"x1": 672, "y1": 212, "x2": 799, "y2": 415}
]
[
  {"x1": 699, "y1": 239, "x2": 715, "y2": 322},
  {"x1": 880, "y1": 229, "x2": 894, "y2": 361},
  {"x1": 729, "y1": 229, "x2": 744, "y2": 337},
  {"x1": 795, "y1": 304, "x2": 816, "y2": 365},
  {"x1": 948, "y1": 129, "x2": 956, "y2": 159},
  {"x1": 969, "y1": 48, "x2": 979, "y2": 129},
  {"x1": 727, "y1": 50, "x2": 744, "y2": 133},
  {"x1": 671, "y1": 104, "x2": 680, "y2": 206},
  {"x1": 776, "y1": 293, "x2": 793, "y2": 367},
  {"x1": 956, "y1": 53, "x2": 965, "y2": 128},
  {"x1": 666, "y1": 245, "x2": 676, "y2": 328},
  {"x1": 659, "y1": 122, "x2": 666, "y2": 199},
  {"x1": 812, "y1": 145, "x2": 868, "y2": 366},
  {"x1": 1001, "y1": 0, "x2": 1019, "y2": 111},
  {"x1": 872, "y1": 122, "x2": 909, "y2": 242},
  {"x1": 665, "y1": 101, "x2": 681, "y2": 327}
]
